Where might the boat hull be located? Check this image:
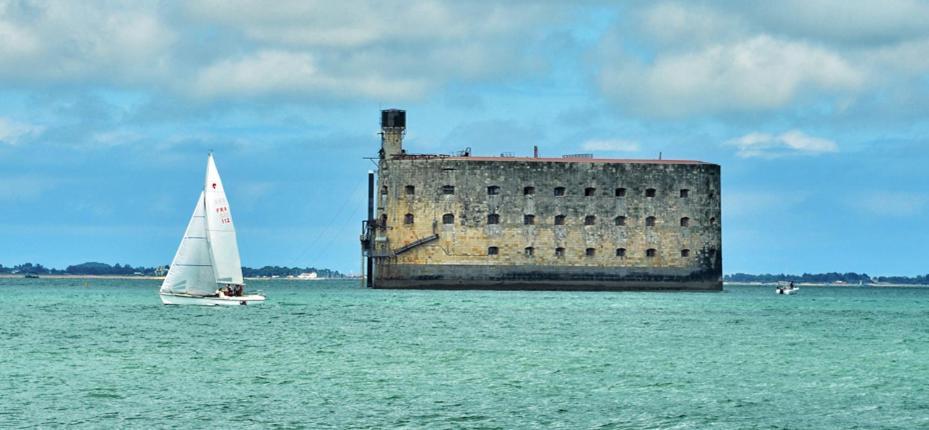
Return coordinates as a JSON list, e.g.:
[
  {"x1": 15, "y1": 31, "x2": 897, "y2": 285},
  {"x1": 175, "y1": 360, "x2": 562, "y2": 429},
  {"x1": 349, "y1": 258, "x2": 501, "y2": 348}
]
[{"x1": 160, "y1": 293, "x2": 266, "y2": 306}]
